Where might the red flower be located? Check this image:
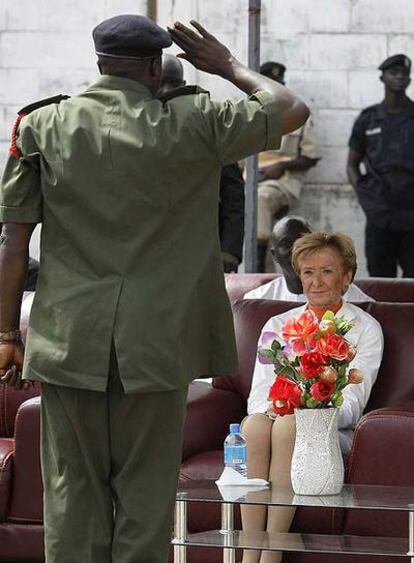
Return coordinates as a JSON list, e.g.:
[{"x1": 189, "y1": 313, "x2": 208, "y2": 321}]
[
  {"x1": 299, "y1": 351, "x2": 327, "y2": 379},
  {"x1": 281, "y1": 310, "x2": 319, "y2": 355},
  {"x1": 316, "y1": 334, "x2": 350, "y2": 361},
  {"x1": 310, "y1": 380, "x2": 335, "y2": 403},
  {"x1": 268, "y1": 375, "x2": 302, "y2": 416}
]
